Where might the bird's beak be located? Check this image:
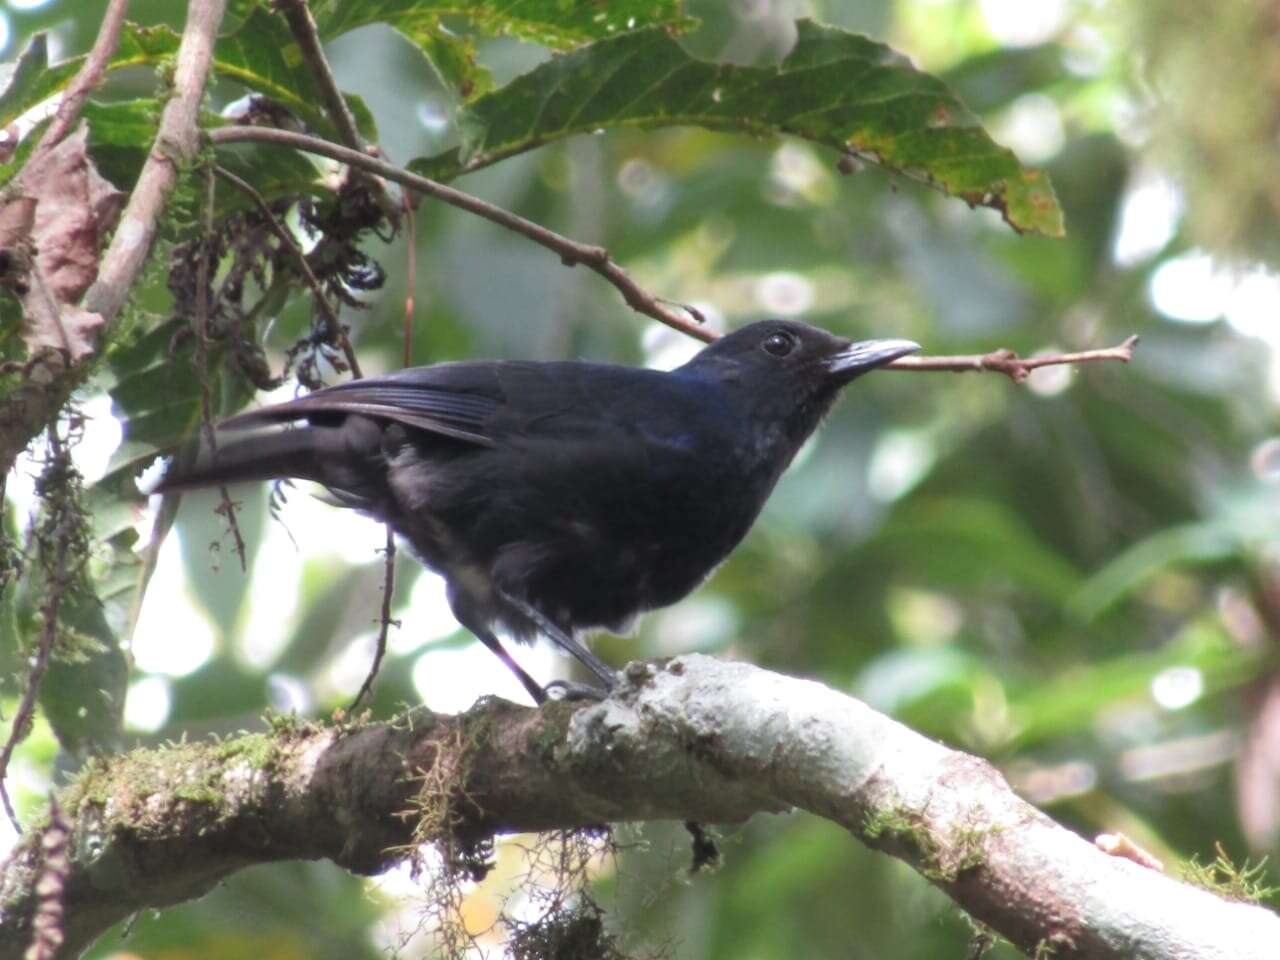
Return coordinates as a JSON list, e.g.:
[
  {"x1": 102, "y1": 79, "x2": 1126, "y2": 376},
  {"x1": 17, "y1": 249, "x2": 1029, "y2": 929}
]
[{"x1": 826, "y1": 338, "x2": 921, "y2": 380}]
